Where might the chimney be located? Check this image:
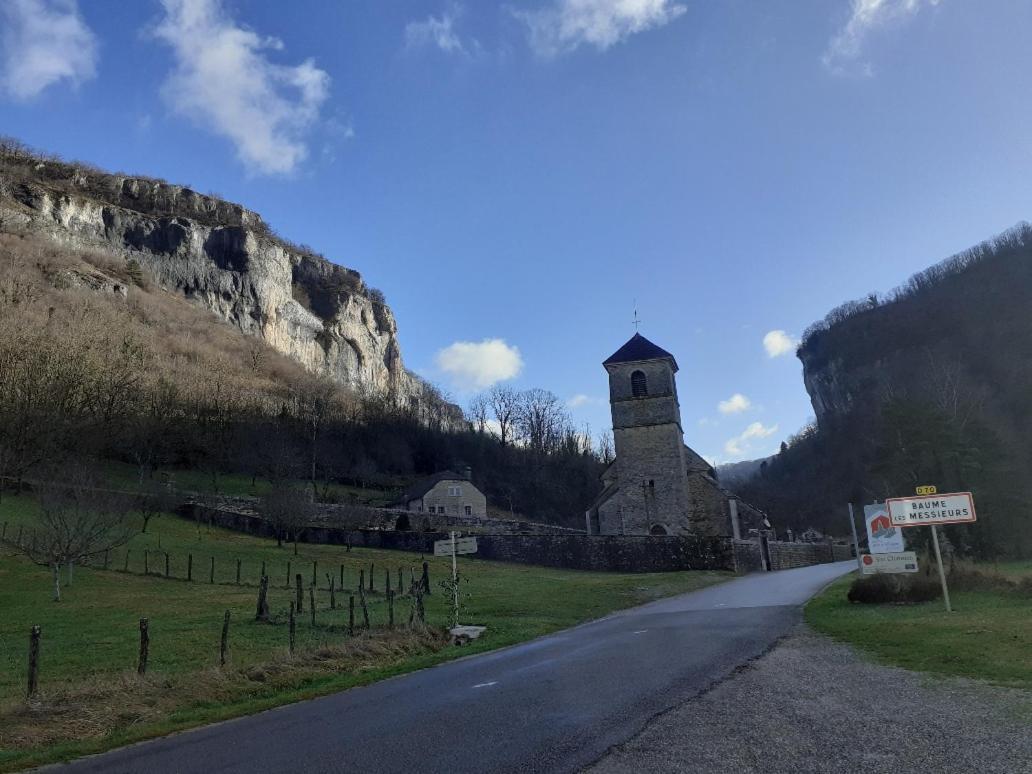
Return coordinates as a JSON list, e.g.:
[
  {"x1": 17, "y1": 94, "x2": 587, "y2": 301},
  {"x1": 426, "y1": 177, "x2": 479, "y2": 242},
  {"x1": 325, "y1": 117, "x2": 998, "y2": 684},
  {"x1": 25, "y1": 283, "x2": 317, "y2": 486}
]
[{"x1": 463, "y1": 465, "x2": 472, "y2": 481}]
